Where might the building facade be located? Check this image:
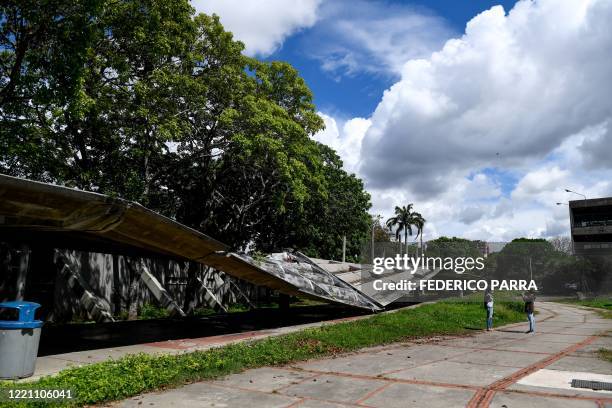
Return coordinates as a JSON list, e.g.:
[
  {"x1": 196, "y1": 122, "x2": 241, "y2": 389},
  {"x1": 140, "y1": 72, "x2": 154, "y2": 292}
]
[{"x1": 569, "y1": 197, "x2": 612, "y2": 256}]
